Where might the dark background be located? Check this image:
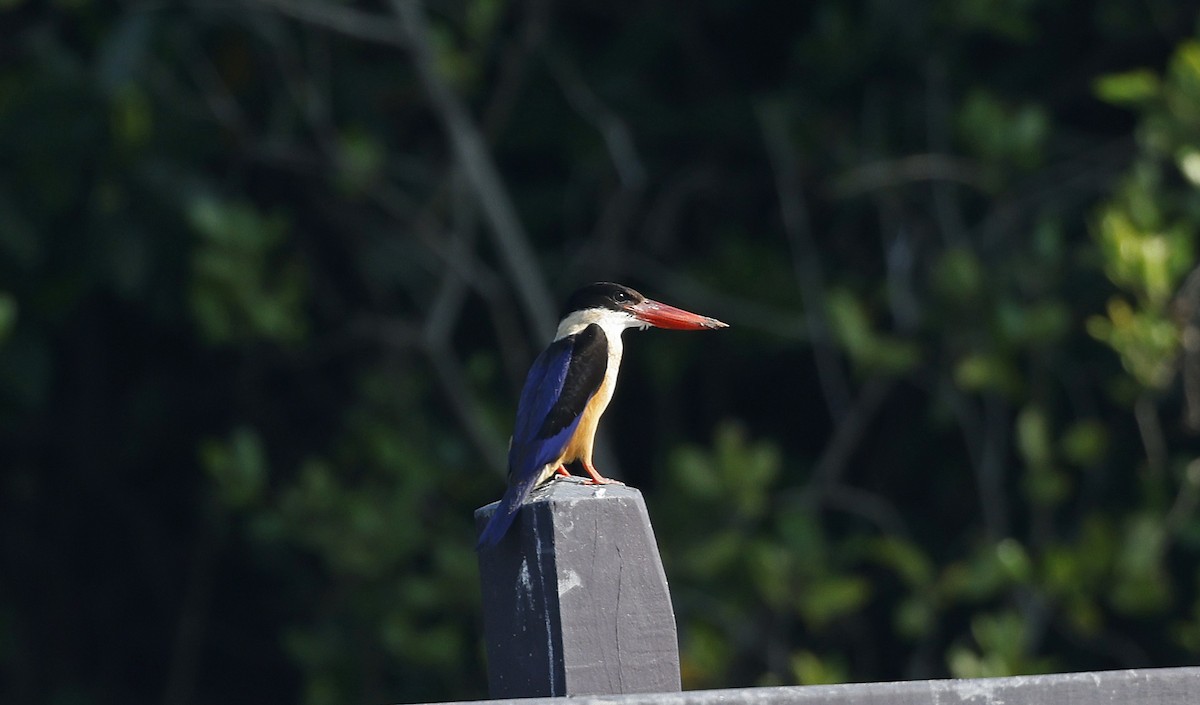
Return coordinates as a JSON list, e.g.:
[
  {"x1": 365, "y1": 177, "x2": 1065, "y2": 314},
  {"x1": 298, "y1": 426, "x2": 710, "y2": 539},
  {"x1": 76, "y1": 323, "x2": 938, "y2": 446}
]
[{"x1": 4, "y1": 1, "x2": 1200, "y2": 703}]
